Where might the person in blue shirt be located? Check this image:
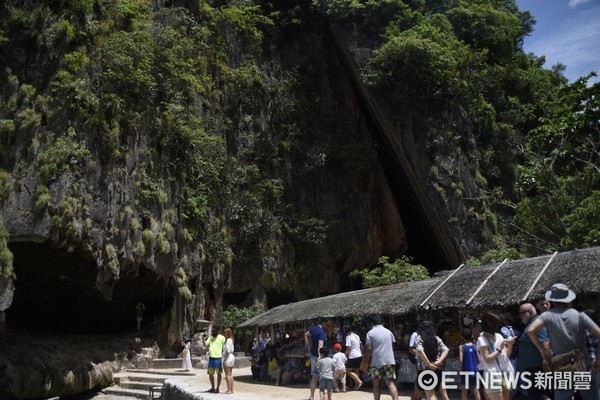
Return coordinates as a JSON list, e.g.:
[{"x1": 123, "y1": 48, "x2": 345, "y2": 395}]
[
  {"x1": 305, "y1": 318, "x2": 328, "y2": 400},
  {"x1": 516, "y1": 302, "x2": 550, "y2": 400},
  {"x1": 459, "y1": 328, "x2": 481, "y2": 400}
]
